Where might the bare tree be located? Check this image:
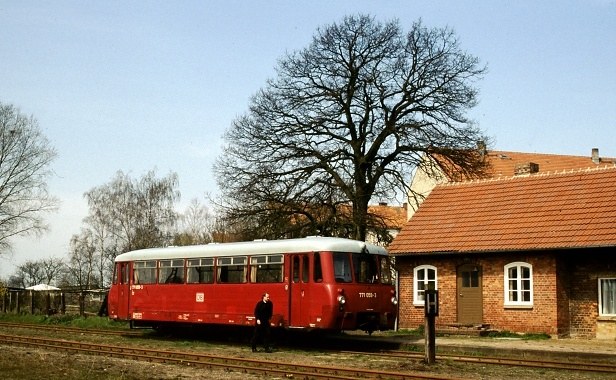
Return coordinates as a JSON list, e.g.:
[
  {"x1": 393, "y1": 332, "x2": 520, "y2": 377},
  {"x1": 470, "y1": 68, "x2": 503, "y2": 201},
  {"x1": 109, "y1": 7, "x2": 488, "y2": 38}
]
[
  {"x1": 0, "y1": 103, "x2": 58, "y2": 254},
  {"x1": 82, "y1": 204, "x2": 115, "y2": 288},
  {"x1": 40, "y1": 256, "x2": 65, "y2": 285},
  {"x1": 11, "y1": 260, "x2": 46, "y2": 288},
  {"x1": 82, "y1": 170, "x2": 180, "y2": 264},
  {"x1": 215, "y1": 15, "x2": 489, "y2": 240},
  {"x1": 66, "y1": 229, "x2": 98, "y2": 290},
  {"x1": 173, "y1": 198, "x2": 214, "y2": 245}
]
